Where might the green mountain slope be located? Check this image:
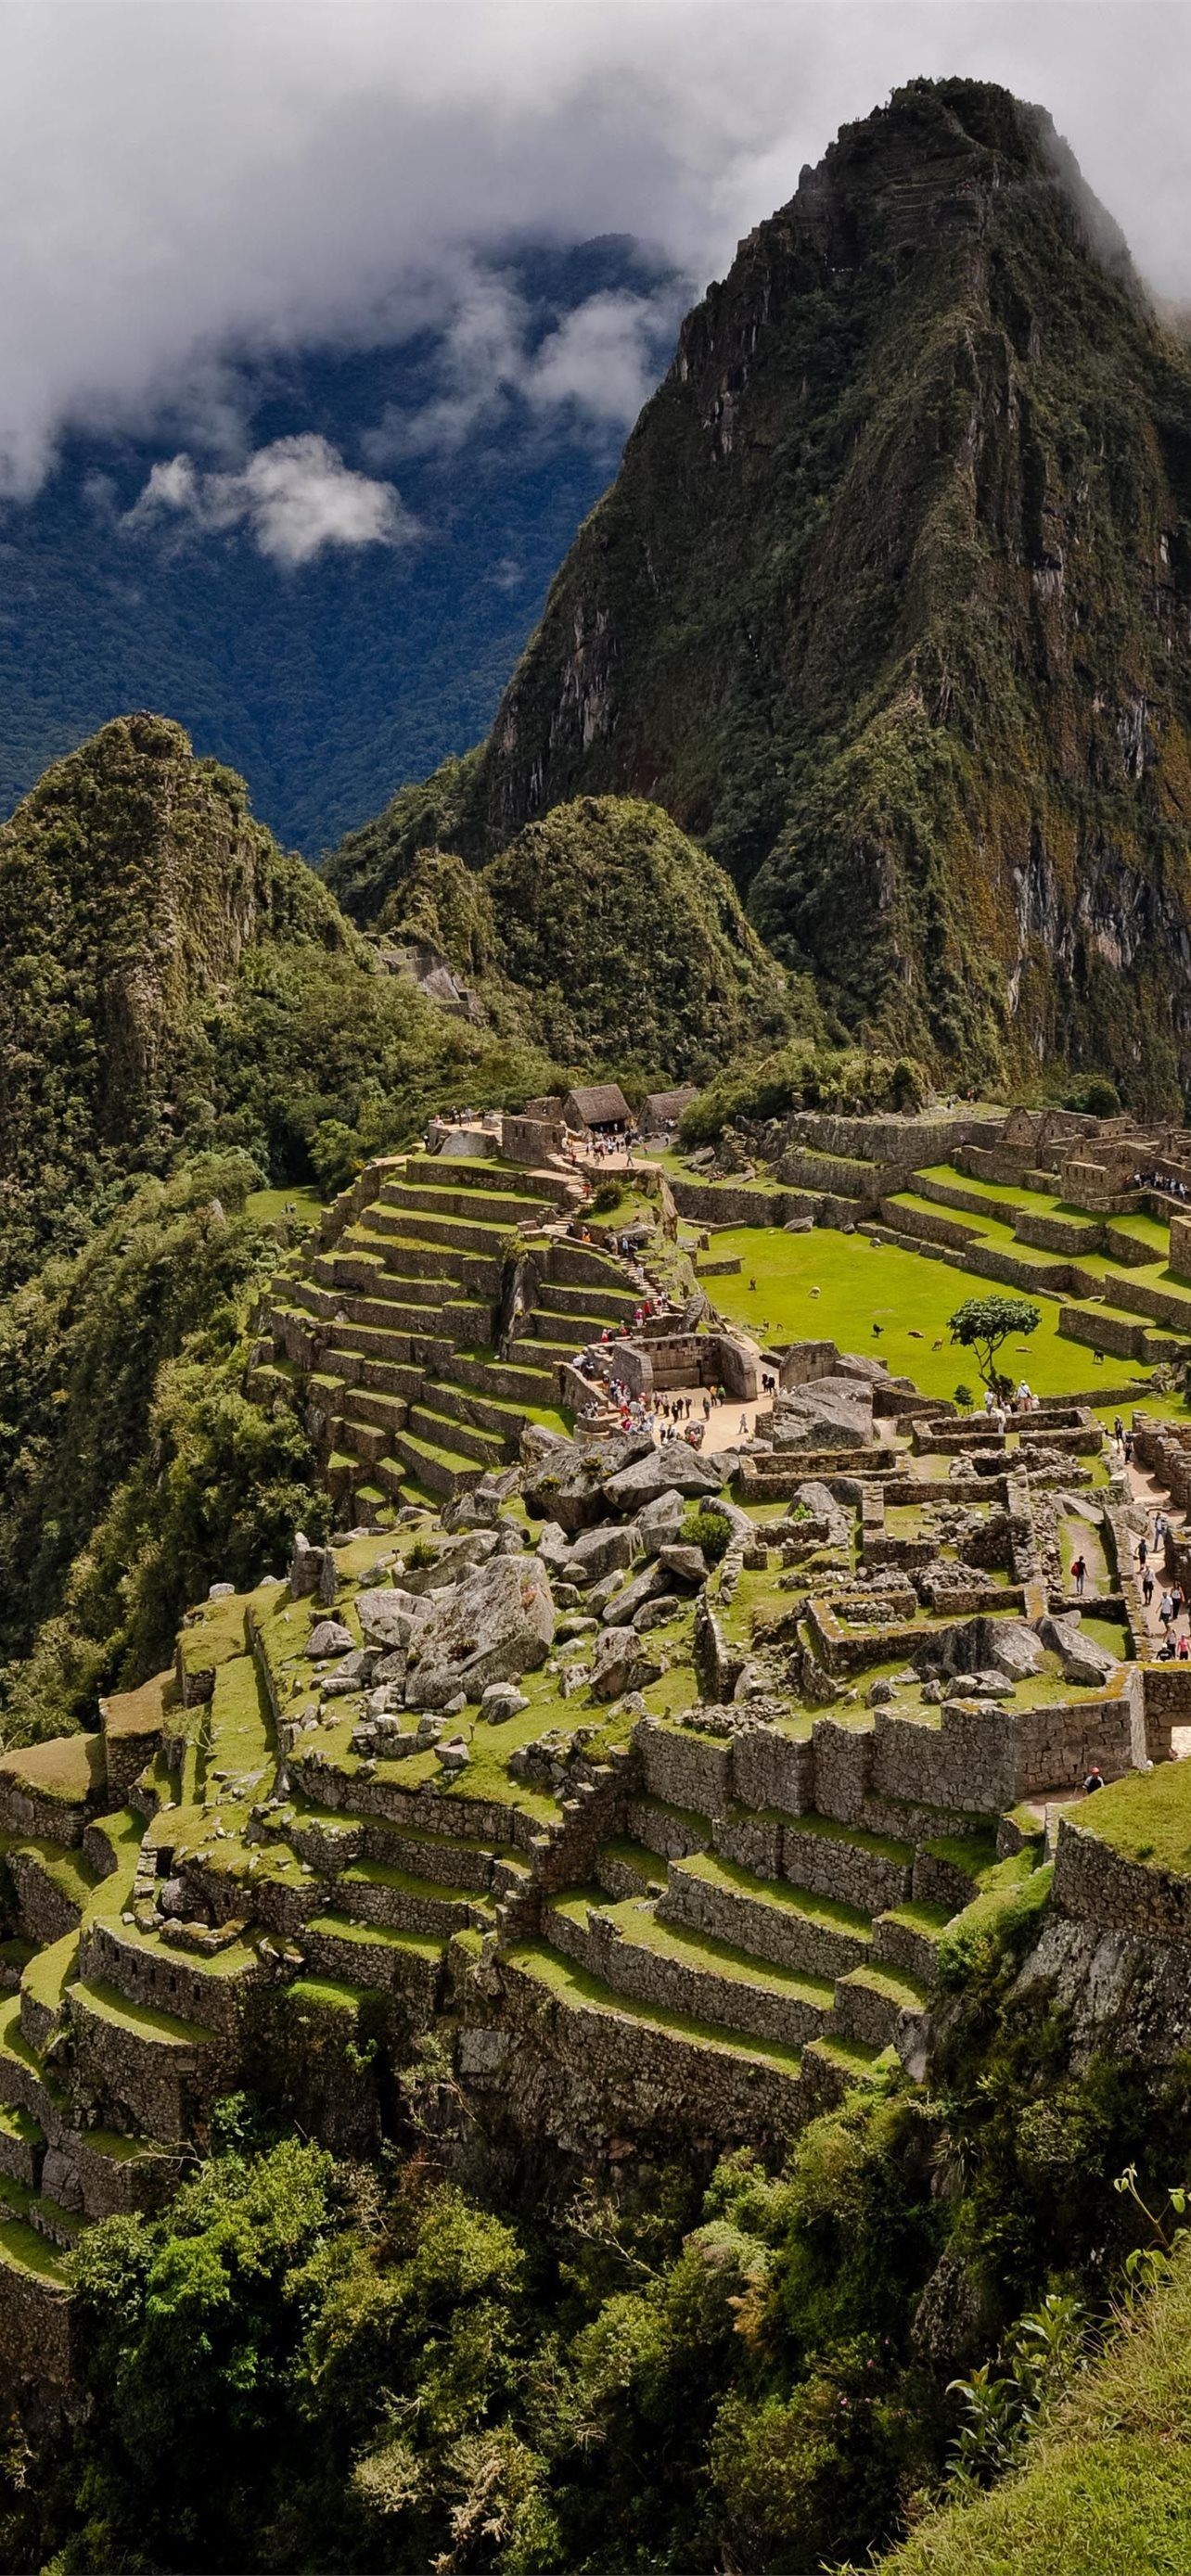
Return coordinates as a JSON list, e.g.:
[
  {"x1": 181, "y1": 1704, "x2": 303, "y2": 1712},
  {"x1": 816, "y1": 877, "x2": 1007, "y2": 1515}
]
[
  {"x1": 881, "y1": 2242, "x2": 1191, "y2": 2574},
  {"x1": 345, "y1": 793, "x2": 801, "y2": 1077},
  {"x1": 421, "y1": 77, "x2": 1191, "y2": 1103}
]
